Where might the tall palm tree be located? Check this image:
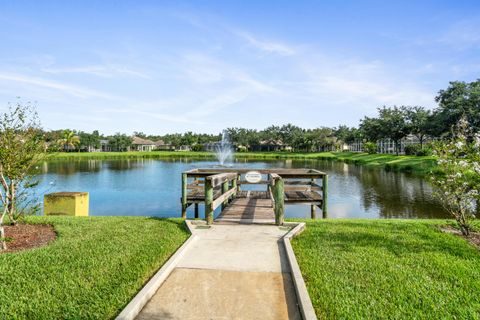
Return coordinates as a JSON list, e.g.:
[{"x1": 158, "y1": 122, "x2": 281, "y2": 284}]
[{"x1": 57, "y1": 130, "x2": 80, "y2": 151}]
